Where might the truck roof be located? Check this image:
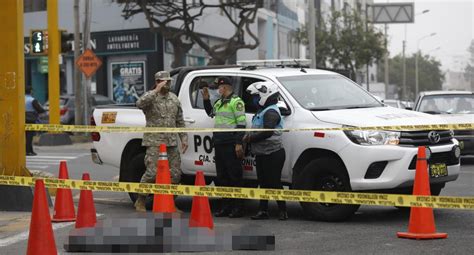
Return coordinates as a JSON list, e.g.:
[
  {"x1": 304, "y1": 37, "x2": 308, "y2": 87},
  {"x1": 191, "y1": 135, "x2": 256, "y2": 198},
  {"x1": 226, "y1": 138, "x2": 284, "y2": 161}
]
[
  {"x1": 186, "y1": 67, "x2": 338, "y2": 78},
  {"x1": 419, "y1": 90, "x2": 473, "y2": 96}
]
